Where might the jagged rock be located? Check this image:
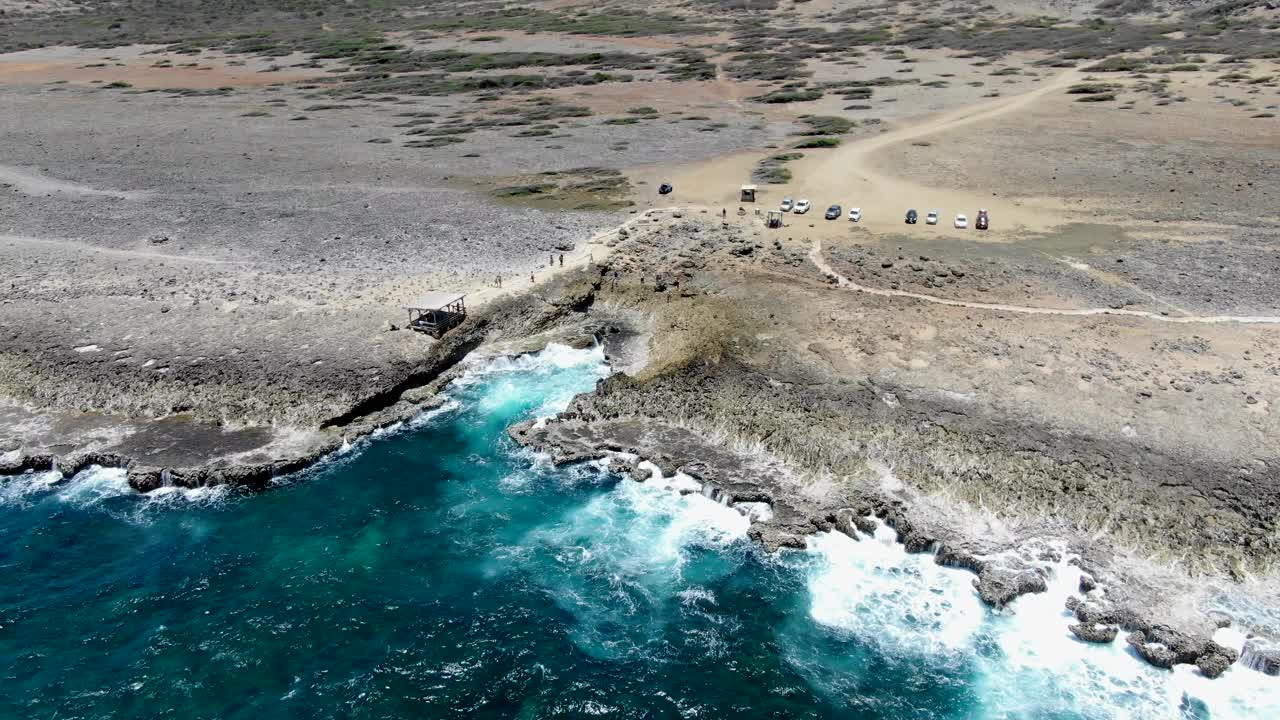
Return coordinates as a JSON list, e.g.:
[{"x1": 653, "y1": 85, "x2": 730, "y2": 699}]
[
  {"x1": 1241, "y1": 638, "x2": 1280, "y2": 676},
  {"x1": 56, "y1": 451, "x2": 126, "y2": 477},
  {"x1": 0, "y1": 452, "x2": 55, "y2": 475},
  {"x1": 1078, "y1": 573, "x2": 1097, "y2": 593},
  {"x1": 631, "y1": 464, "x2": 653, "y2": 482},
  {"x1": 1070, "y1": 623, "x2": 1119, "y2": 643},
  {"x1": 1127, "y1": 632, "x2": 1179, "y2": 668},
  {"x1": 749, "y1": 524, "x2": 806, "y2": 553},
  {"x1": 852, "y1": 515, "x2": 878, "y2": 536},
  {"x1": 935, "y1": 544, "x2": 985, "y2": 573},
  {"x1": 974, "y1": 566, "x2": 1048, "y2": 608},
  {"x1": 1197, "y1": 652, "x2": 1233, "y2": 679},
  {"x1": 1071, "y1": 598, "x2": 1145, "y2": 631},
  {"x1": 127, "y1": 465, "x2": 164, "y2": 492},
  {"x1": 833, "y1": 509, "x2": 862, "y2": 539},
  {"x1": 1126, "y1": 626, "x2": 1230, "y2": 670}
]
